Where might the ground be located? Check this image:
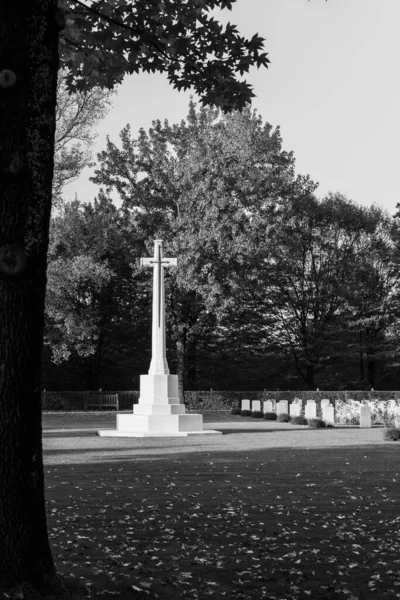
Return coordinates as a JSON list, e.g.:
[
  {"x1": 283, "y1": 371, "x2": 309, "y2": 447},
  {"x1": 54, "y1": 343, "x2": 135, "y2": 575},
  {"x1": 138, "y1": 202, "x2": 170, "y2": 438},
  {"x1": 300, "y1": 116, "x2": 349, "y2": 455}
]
[{"x1": 43, "y1": 411, "x2": 400, "y2": 599}]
